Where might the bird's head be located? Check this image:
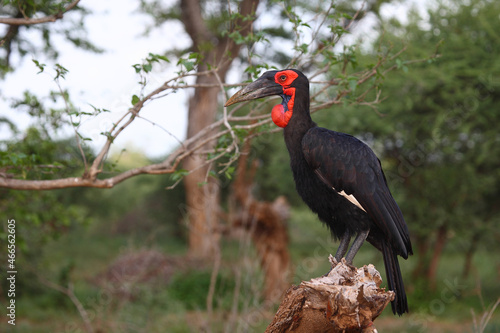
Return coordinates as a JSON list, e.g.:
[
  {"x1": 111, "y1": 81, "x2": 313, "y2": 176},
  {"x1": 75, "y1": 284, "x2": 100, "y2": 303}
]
[{"x1": 225, "y1": 69, "x2": 309, "y2": 128}]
